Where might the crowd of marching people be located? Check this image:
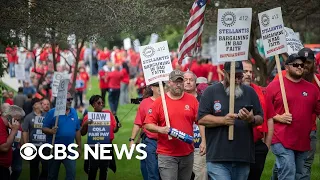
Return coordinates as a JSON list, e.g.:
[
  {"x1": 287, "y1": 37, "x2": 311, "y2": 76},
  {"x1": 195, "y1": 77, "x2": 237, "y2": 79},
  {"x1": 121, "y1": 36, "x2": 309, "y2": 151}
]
[{"x1": 1, "y1": 42, "x2": 320, "y2": 180}]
